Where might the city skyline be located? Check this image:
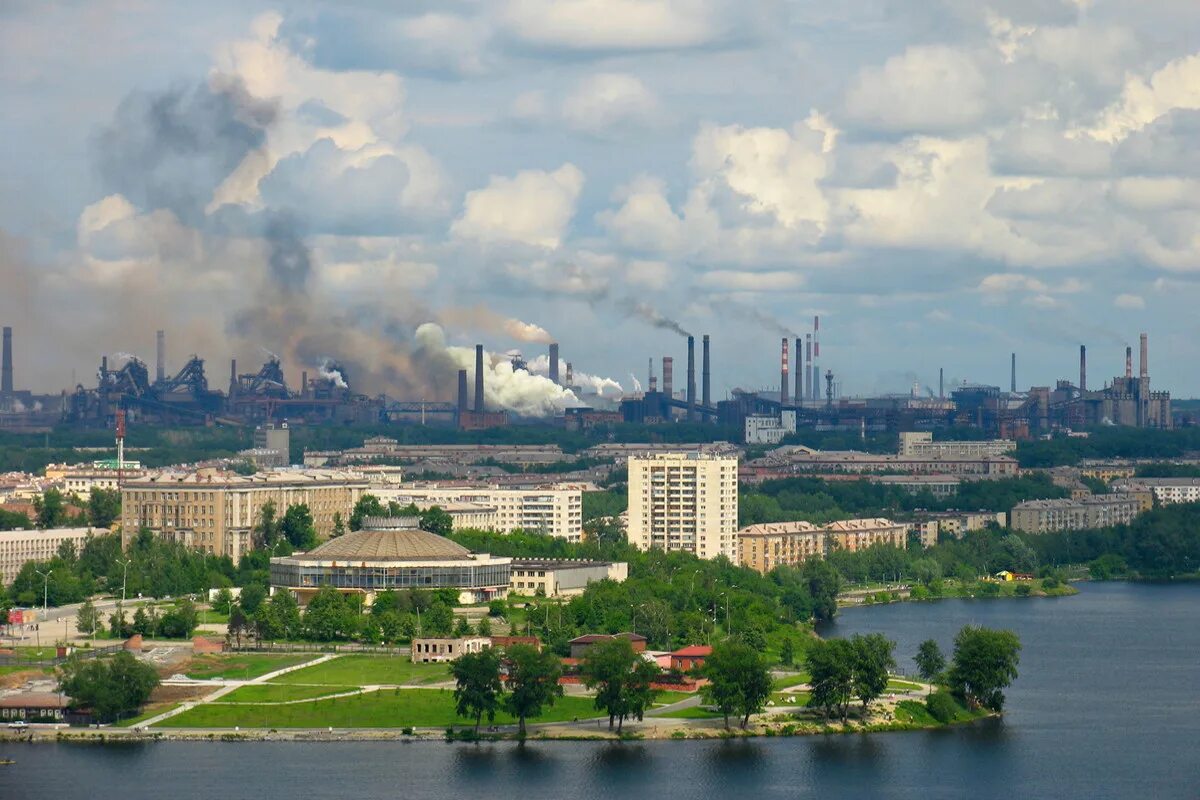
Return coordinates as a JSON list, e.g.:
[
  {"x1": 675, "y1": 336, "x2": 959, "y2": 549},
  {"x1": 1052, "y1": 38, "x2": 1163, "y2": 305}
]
[{"x1": 4, "y1": 2, "x2": 1200, "y2": 397}]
